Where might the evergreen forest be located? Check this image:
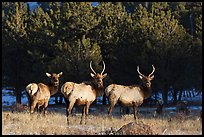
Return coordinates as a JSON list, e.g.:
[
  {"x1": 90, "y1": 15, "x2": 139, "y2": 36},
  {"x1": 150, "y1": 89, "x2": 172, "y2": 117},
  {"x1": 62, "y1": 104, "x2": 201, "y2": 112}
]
[{"x1": 2, "y1": 2, "x2": 202, "y2": 105}]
